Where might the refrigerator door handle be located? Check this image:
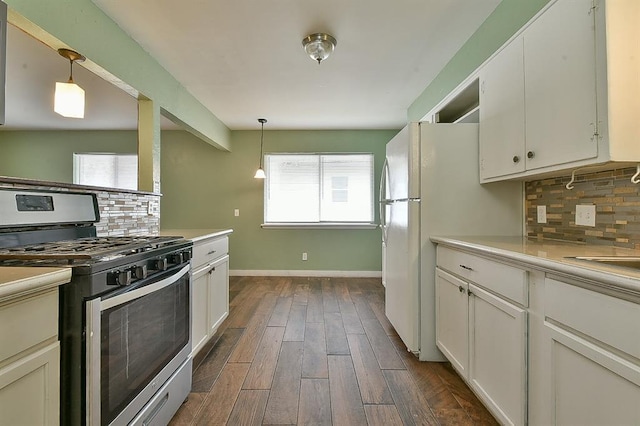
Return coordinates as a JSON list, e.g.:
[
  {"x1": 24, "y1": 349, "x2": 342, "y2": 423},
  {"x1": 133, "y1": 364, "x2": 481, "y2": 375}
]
[{"x1": 379, "y1": 158, "x2": 390, "y2": 243}]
